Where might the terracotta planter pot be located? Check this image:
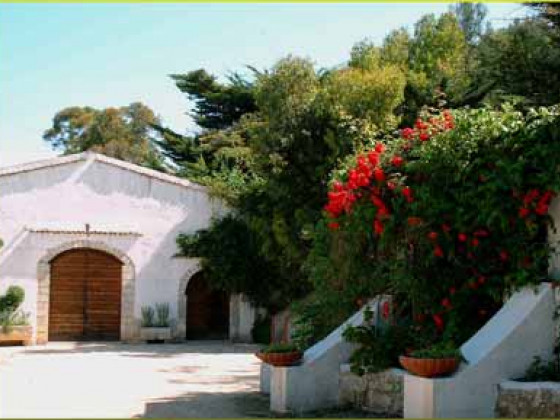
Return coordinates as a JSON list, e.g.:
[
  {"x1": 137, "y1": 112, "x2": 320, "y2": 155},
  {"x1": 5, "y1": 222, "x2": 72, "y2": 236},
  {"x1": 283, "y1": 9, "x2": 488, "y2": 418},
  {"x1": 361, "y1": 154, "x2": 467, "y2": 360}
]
[
  {"x1": 256, "y1": 350, "x2": 303, "y2": 367},
  {"x1": 399, "y1": 355, "x2": 460, "y2": 378}
]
